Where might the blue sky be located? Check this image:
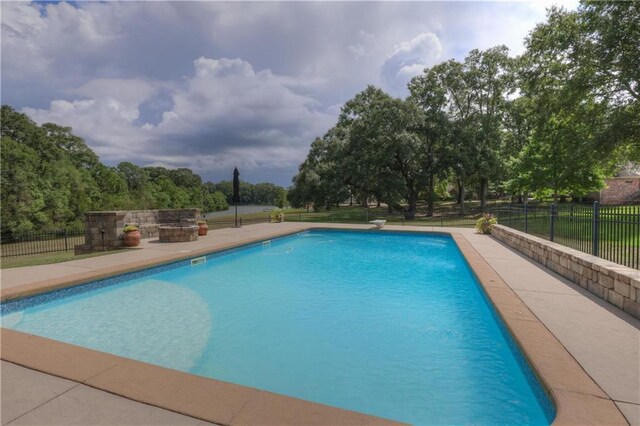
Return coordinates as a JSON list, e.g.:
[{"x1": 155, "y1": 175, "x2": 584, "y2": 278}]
[{"x1": 1, "y1": 1, "x2": 577, "y2": 186}]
